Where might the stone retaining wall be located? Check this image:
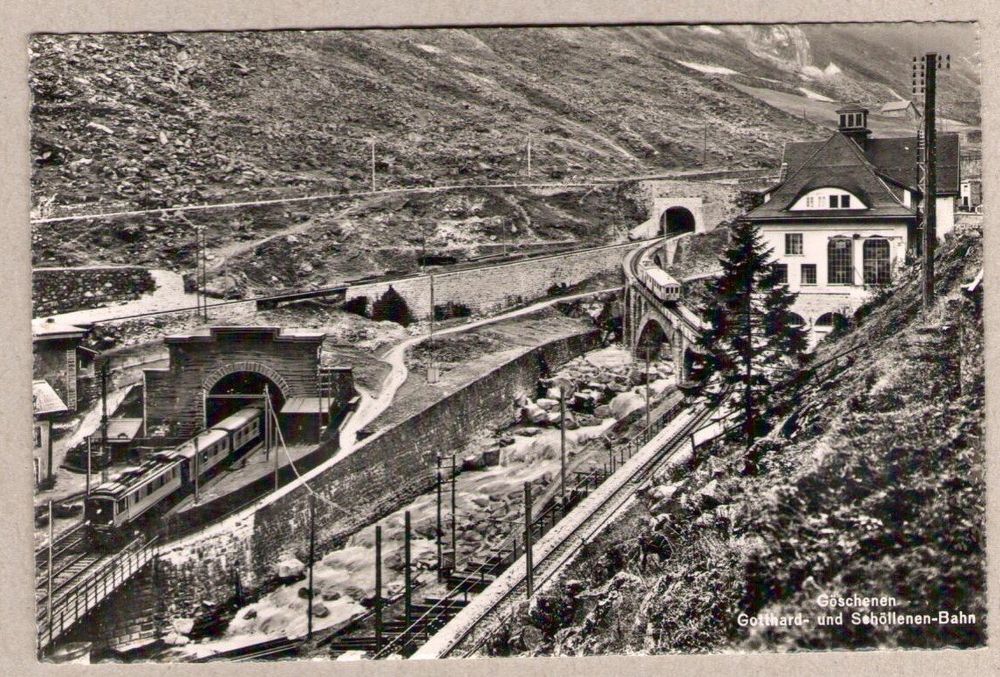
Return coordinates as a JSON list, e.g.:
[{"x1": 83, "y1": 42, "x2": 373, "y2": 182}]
[
  {"x1": 33, "y1": 267, "x2": 155, "y2": 317},
  {"x1": 344, "y1": 242, "x2": 642, "y2": 320},
  {"x1": 154, "y1": 327, "x2": 602, "y2": 620}
]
